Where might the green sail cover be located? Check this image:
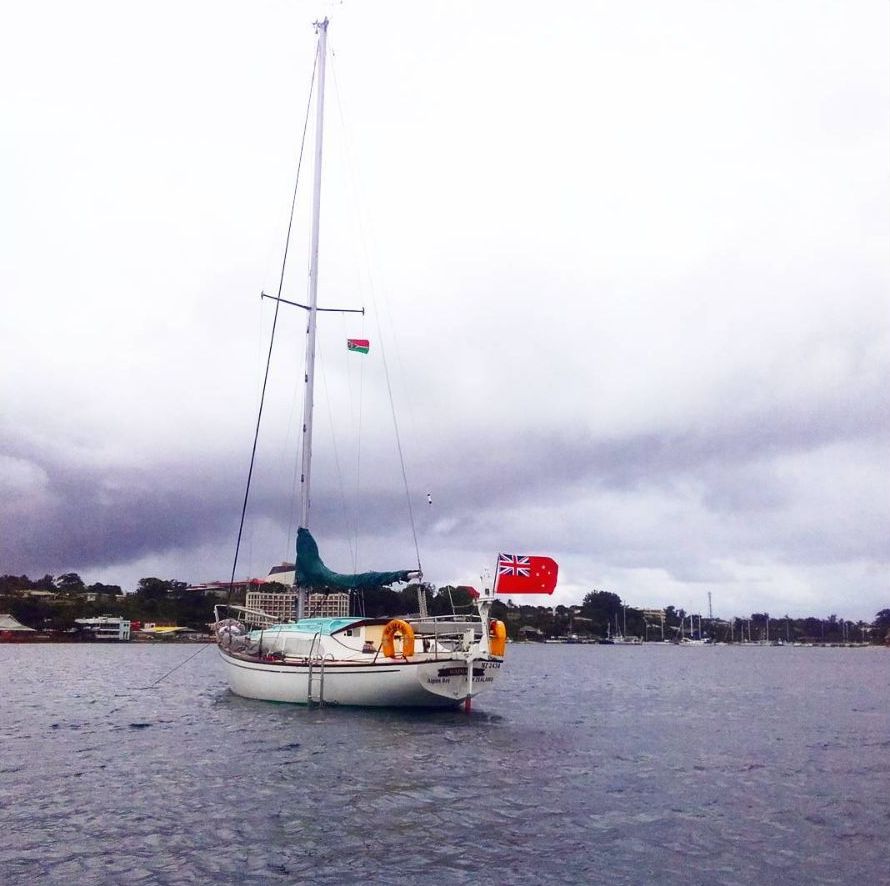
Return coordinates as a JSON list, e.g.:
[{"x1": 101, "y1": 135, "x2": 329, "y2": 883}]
[{"x1": 296, "y1": 527, "x2": 415, "y2": 590}]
